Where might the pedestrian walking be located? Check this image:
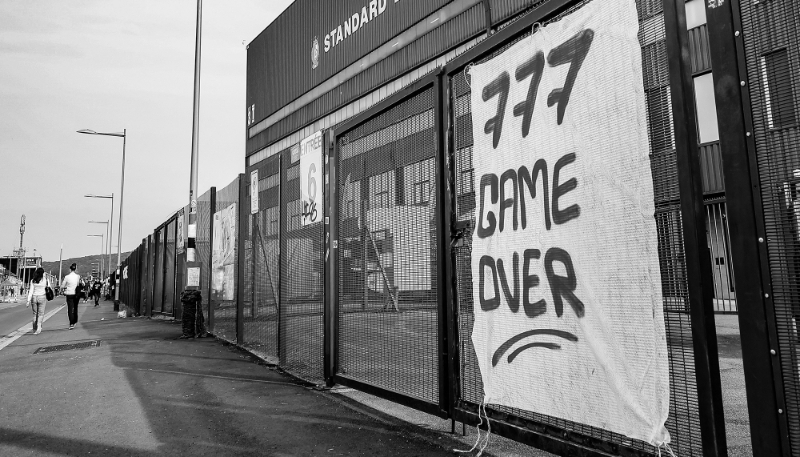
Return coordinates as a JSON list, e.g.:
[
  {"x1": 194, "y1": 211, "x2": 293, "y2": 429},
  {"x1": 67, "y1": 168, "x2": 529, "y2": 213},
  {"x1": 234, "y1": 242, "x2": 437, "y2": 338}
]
[
  {"x1": 92, "y1": 279, "x2": 102, "y2": 307},
  {"x1": 26, "y1": 267, "x2": 51, "y2": 334},
  {"x1": 60, "y1": 263, "x2": 81, "y2": 329}
]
